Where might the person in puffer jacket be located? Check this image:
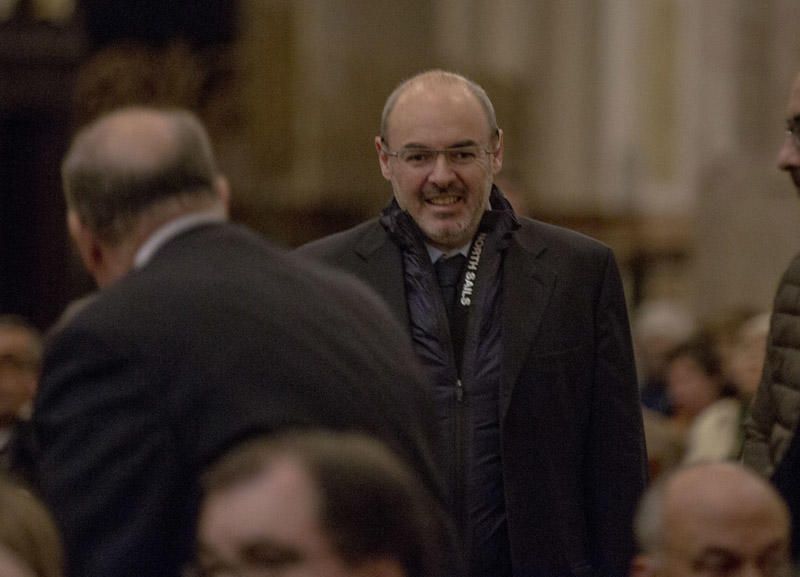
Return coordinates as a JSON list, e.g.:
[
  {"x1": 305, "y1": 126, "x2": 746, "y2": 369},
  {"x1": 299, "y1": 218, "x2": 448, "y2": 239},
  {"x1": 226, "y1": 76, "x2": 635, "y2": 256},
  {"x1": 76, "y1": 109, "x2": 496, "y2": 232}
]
[{"x1": 743, "y1": 70, "x2": 800, "y2": 562}]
